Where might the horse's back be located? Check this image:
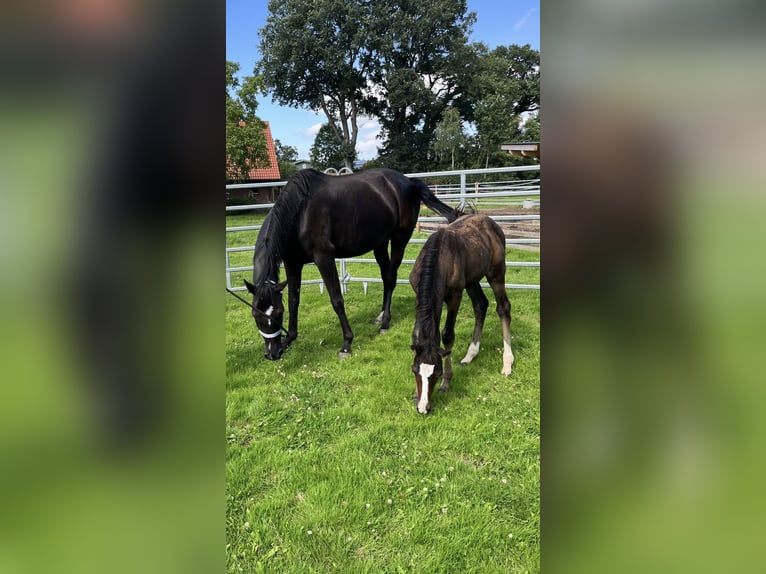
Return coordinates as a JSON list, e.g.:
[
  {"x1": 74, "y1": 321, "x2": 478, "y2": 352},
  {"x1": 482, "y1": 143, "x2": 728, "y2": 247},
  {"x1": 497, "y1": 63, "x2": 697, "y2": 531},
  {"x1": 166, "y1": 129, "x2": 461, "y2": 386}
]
[
  {"x1": 292, "y1": 169, "x2": 415, "y2": 258},
  {"x1": 445, "y1": 214, "x2": 506, "y2": 283}
]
